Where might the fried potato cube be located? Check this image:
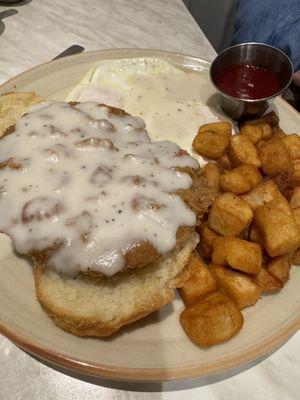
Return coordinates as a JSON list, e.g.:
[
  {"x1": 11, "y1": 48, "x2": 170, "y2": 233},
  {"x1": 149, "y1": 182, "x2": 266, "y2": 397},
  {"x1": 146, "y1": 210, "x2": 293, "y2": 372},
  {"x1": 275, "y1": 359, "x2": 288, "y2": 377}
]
[
  {"x1": 192, "y1": 122, "x2": 232, "y2": 159},
  {"x1": 249, "y1": 224, "x2": 264, "y2": 245},
  {"x1": 254, "y1": 196, "x2": 300, "y2": 257},
  {"x1": 292, "y1": 207, "x2": 300, "y2": 230},
  {"x1": 289, "y1": 187, "x2": 300, "y2": 209},
  {"x1": 180, "y1": 291, "x2": 243, "y2": 347},
  {"x1": 217, "y1": 153, "x2": 234, "y2": 170},
  {"x1": 258, "y1": 137, "x2": 294, "y2": 176},
  {"x1": 282, "y1": 134, "x2": 300, "y2": 160},
  {"x1": 266, "y1": 254, "x2": 291, "y2": 284},
  {"x1": 212, "y1": 237, "x2": 262, "y2": 274},
  {"x1": 197, "y1": 221, "x2": 220, "y2": 259},
  {"x1": 220, "y1": 165, "x2": 262, "y2": 194},
  {"x1": 241, "y1": 180, "x2": 282, "y2": 210},
  {"x1": 200, "y1": 162, "x2": 221, "y2": 192},
  {"x1": 256, "y1": 139, "x2": 268, "y2": 150},
  {"x1": 238, "y1": 111, "x2": 279, "y2": 129},
  {"x1": 208, "y1": 192, "x2": 253, "y2": 236},
  {"x1": 291, "y1": 160, "x2": 300, "y2": 187},
  {"x1": 229, "y1": 134, "x2": 261, "y2": 168},
  {"x1": 178, "y1": 253, "x2": 217, "y2": 306},
  {"x1": 240, "y1": 123, "x2": 273, "y2": 144},
  {"x1": 292, "y1": 248, "x2": 300, "y2": 265},
  {"x1": 262, "y1": 111, "x2": 280, "y2": 127},
  {"x1": 273, "y1": 126, "x2": 287, "y2": 138},
  {"x1": 253, "y1": 267, "x2": 283, "y2": 292},
  {"x1": 272, "y1": 170, "x2": 294, "y2": 196},
  {"x1": 210, "y1": 264, "x2": 261, "y2": 309},
  {"x1": 238, "y1": 227, "x2": 250, "y2": 240}
]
